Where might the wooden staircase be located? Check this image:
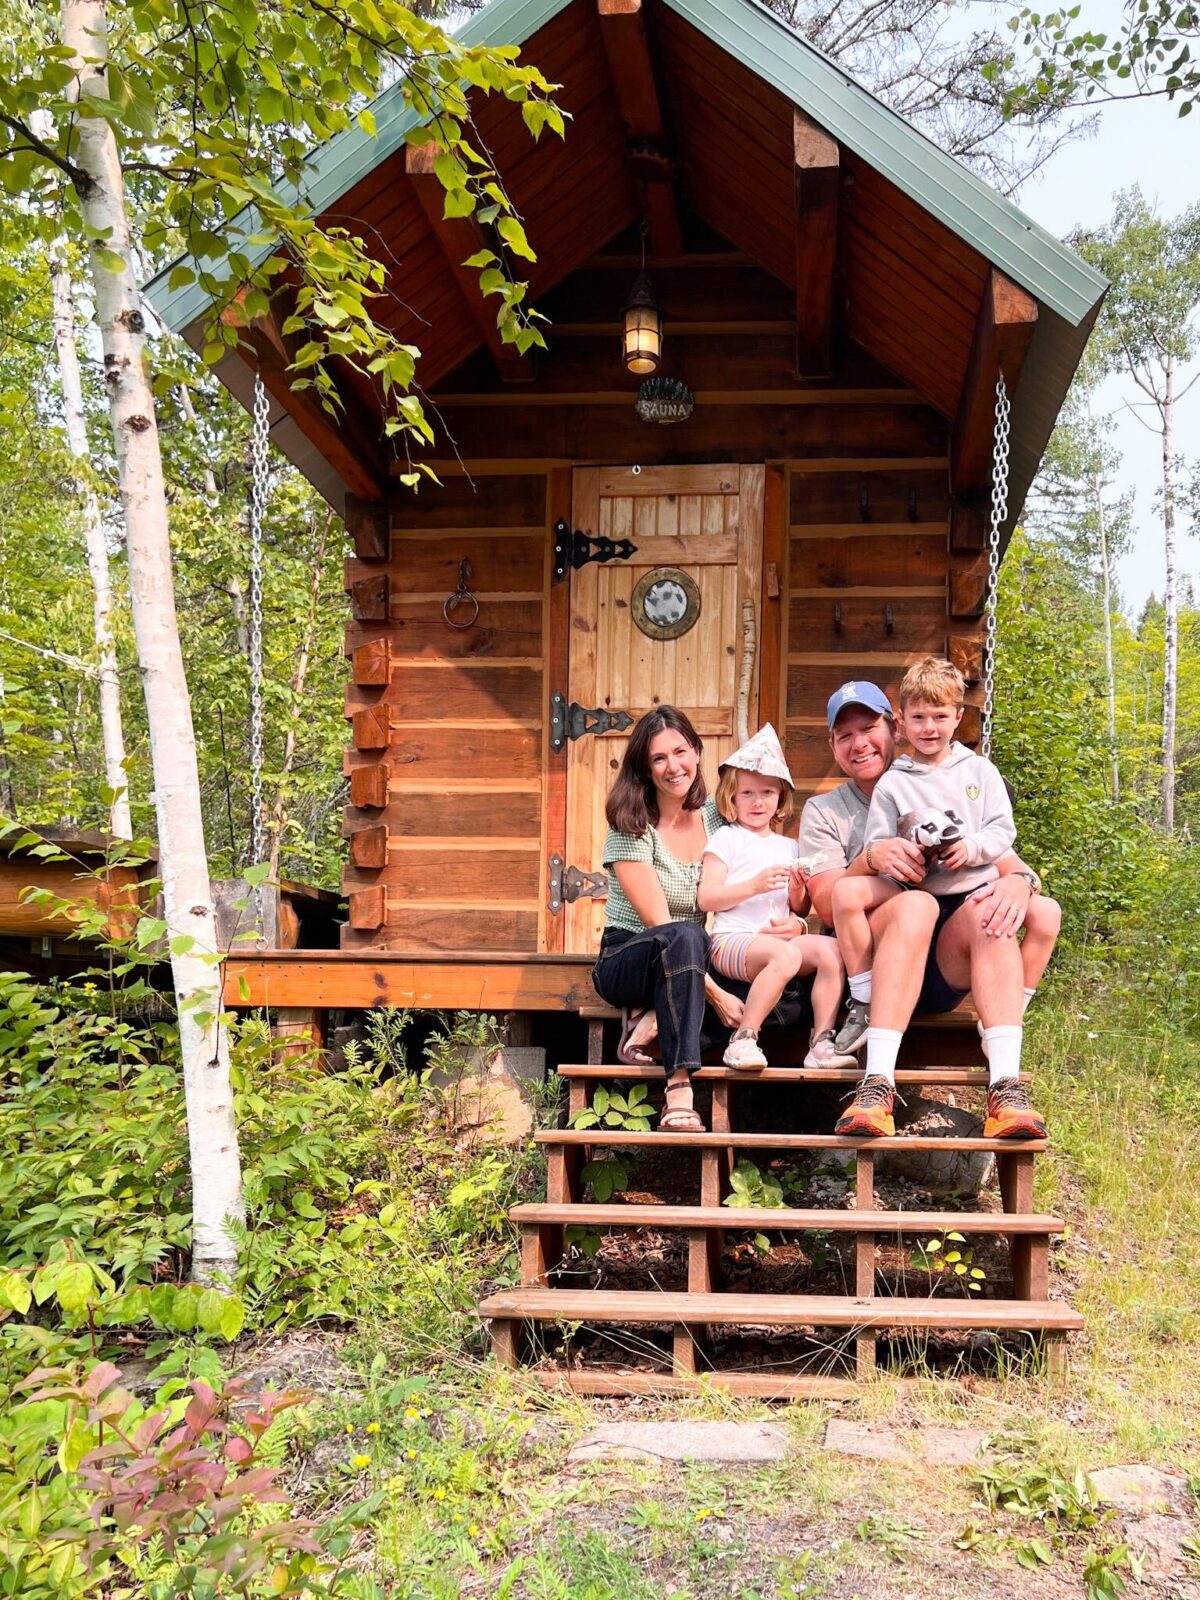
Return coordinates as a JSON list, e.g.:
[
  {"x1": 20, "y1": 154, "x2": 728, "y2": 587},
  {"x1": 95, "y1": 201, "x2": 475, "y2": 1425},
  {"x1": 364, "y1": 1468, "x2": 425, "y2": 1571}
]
[{"x1": 479, "y1": 1009, "x2": 1081, "y2": 1397}]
